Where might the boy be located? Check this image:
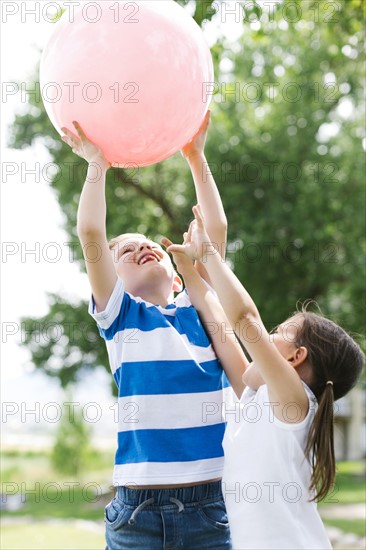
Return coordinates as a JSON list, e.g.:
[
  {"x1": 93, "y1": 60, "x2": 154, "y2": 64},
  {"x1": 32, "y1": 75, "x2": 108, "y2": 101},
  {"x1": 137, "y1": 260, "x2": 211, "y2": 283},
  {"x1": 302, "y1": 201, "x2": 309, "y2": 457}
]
[{"x1": 61, "y1": 113, "x2": 247, "y2": 549}]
